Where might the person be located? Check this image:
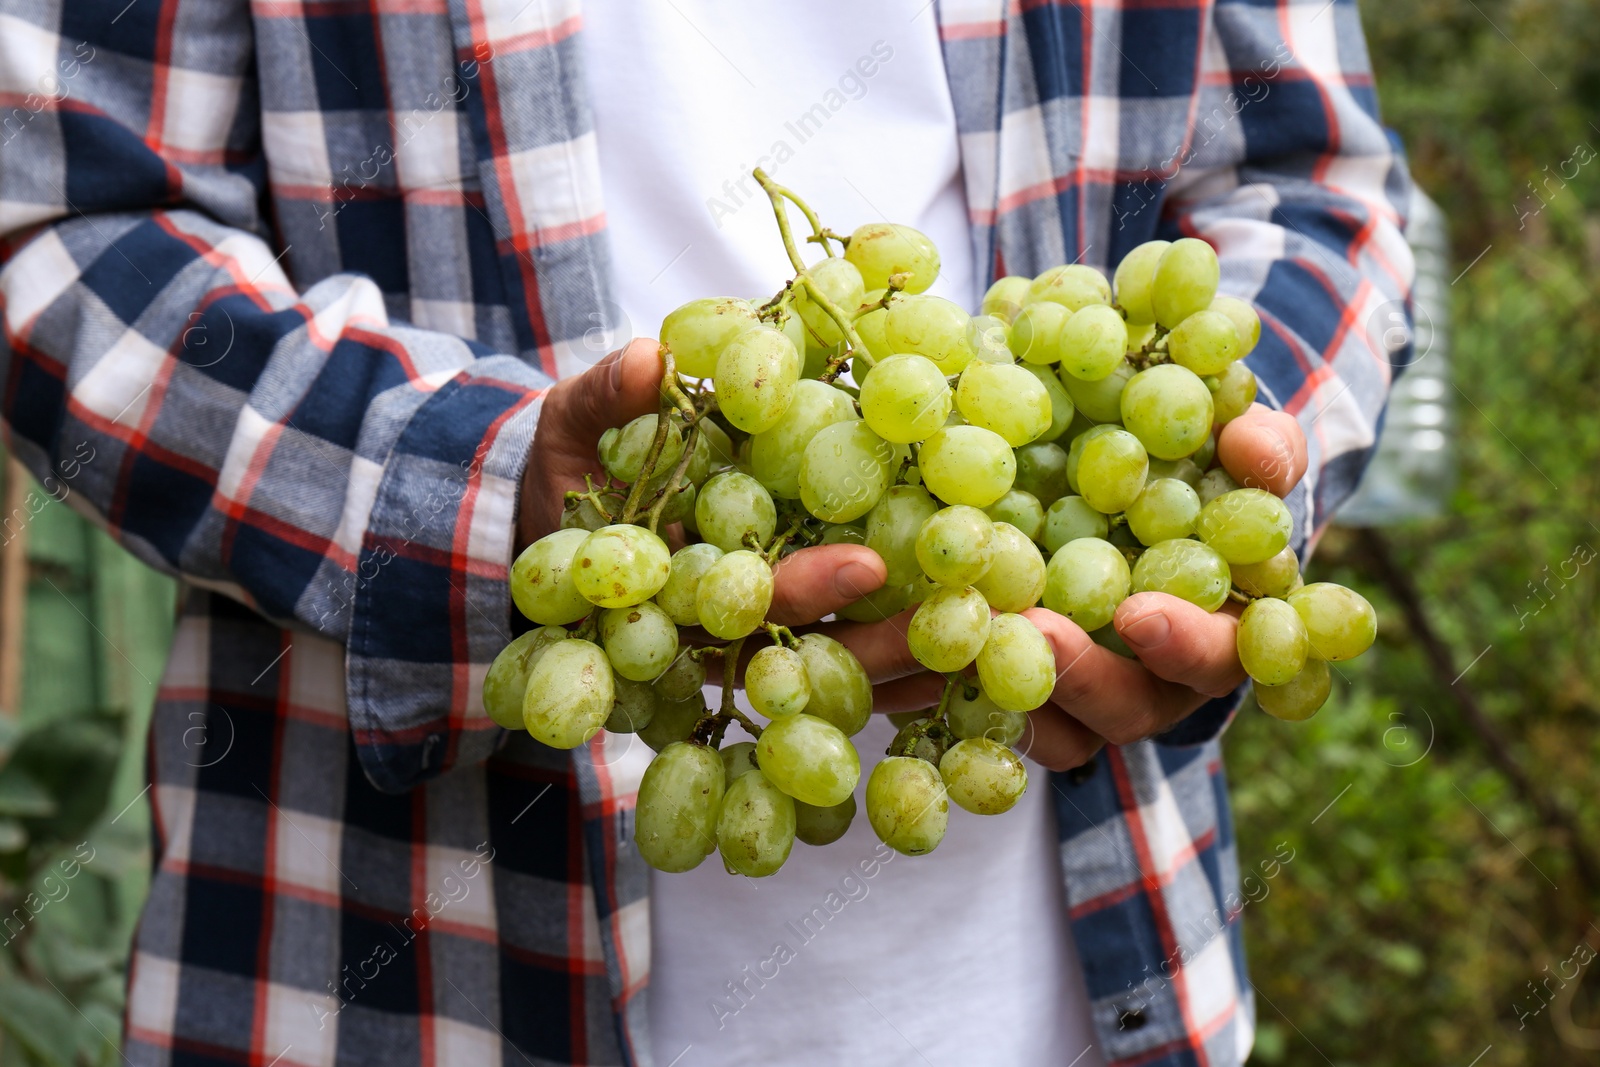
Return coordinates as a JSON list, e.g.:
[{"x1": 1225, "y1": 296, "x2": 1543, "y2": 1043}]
[{"x1": 0, "y1": 0, "x2": 1409, "y2": 1064}]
